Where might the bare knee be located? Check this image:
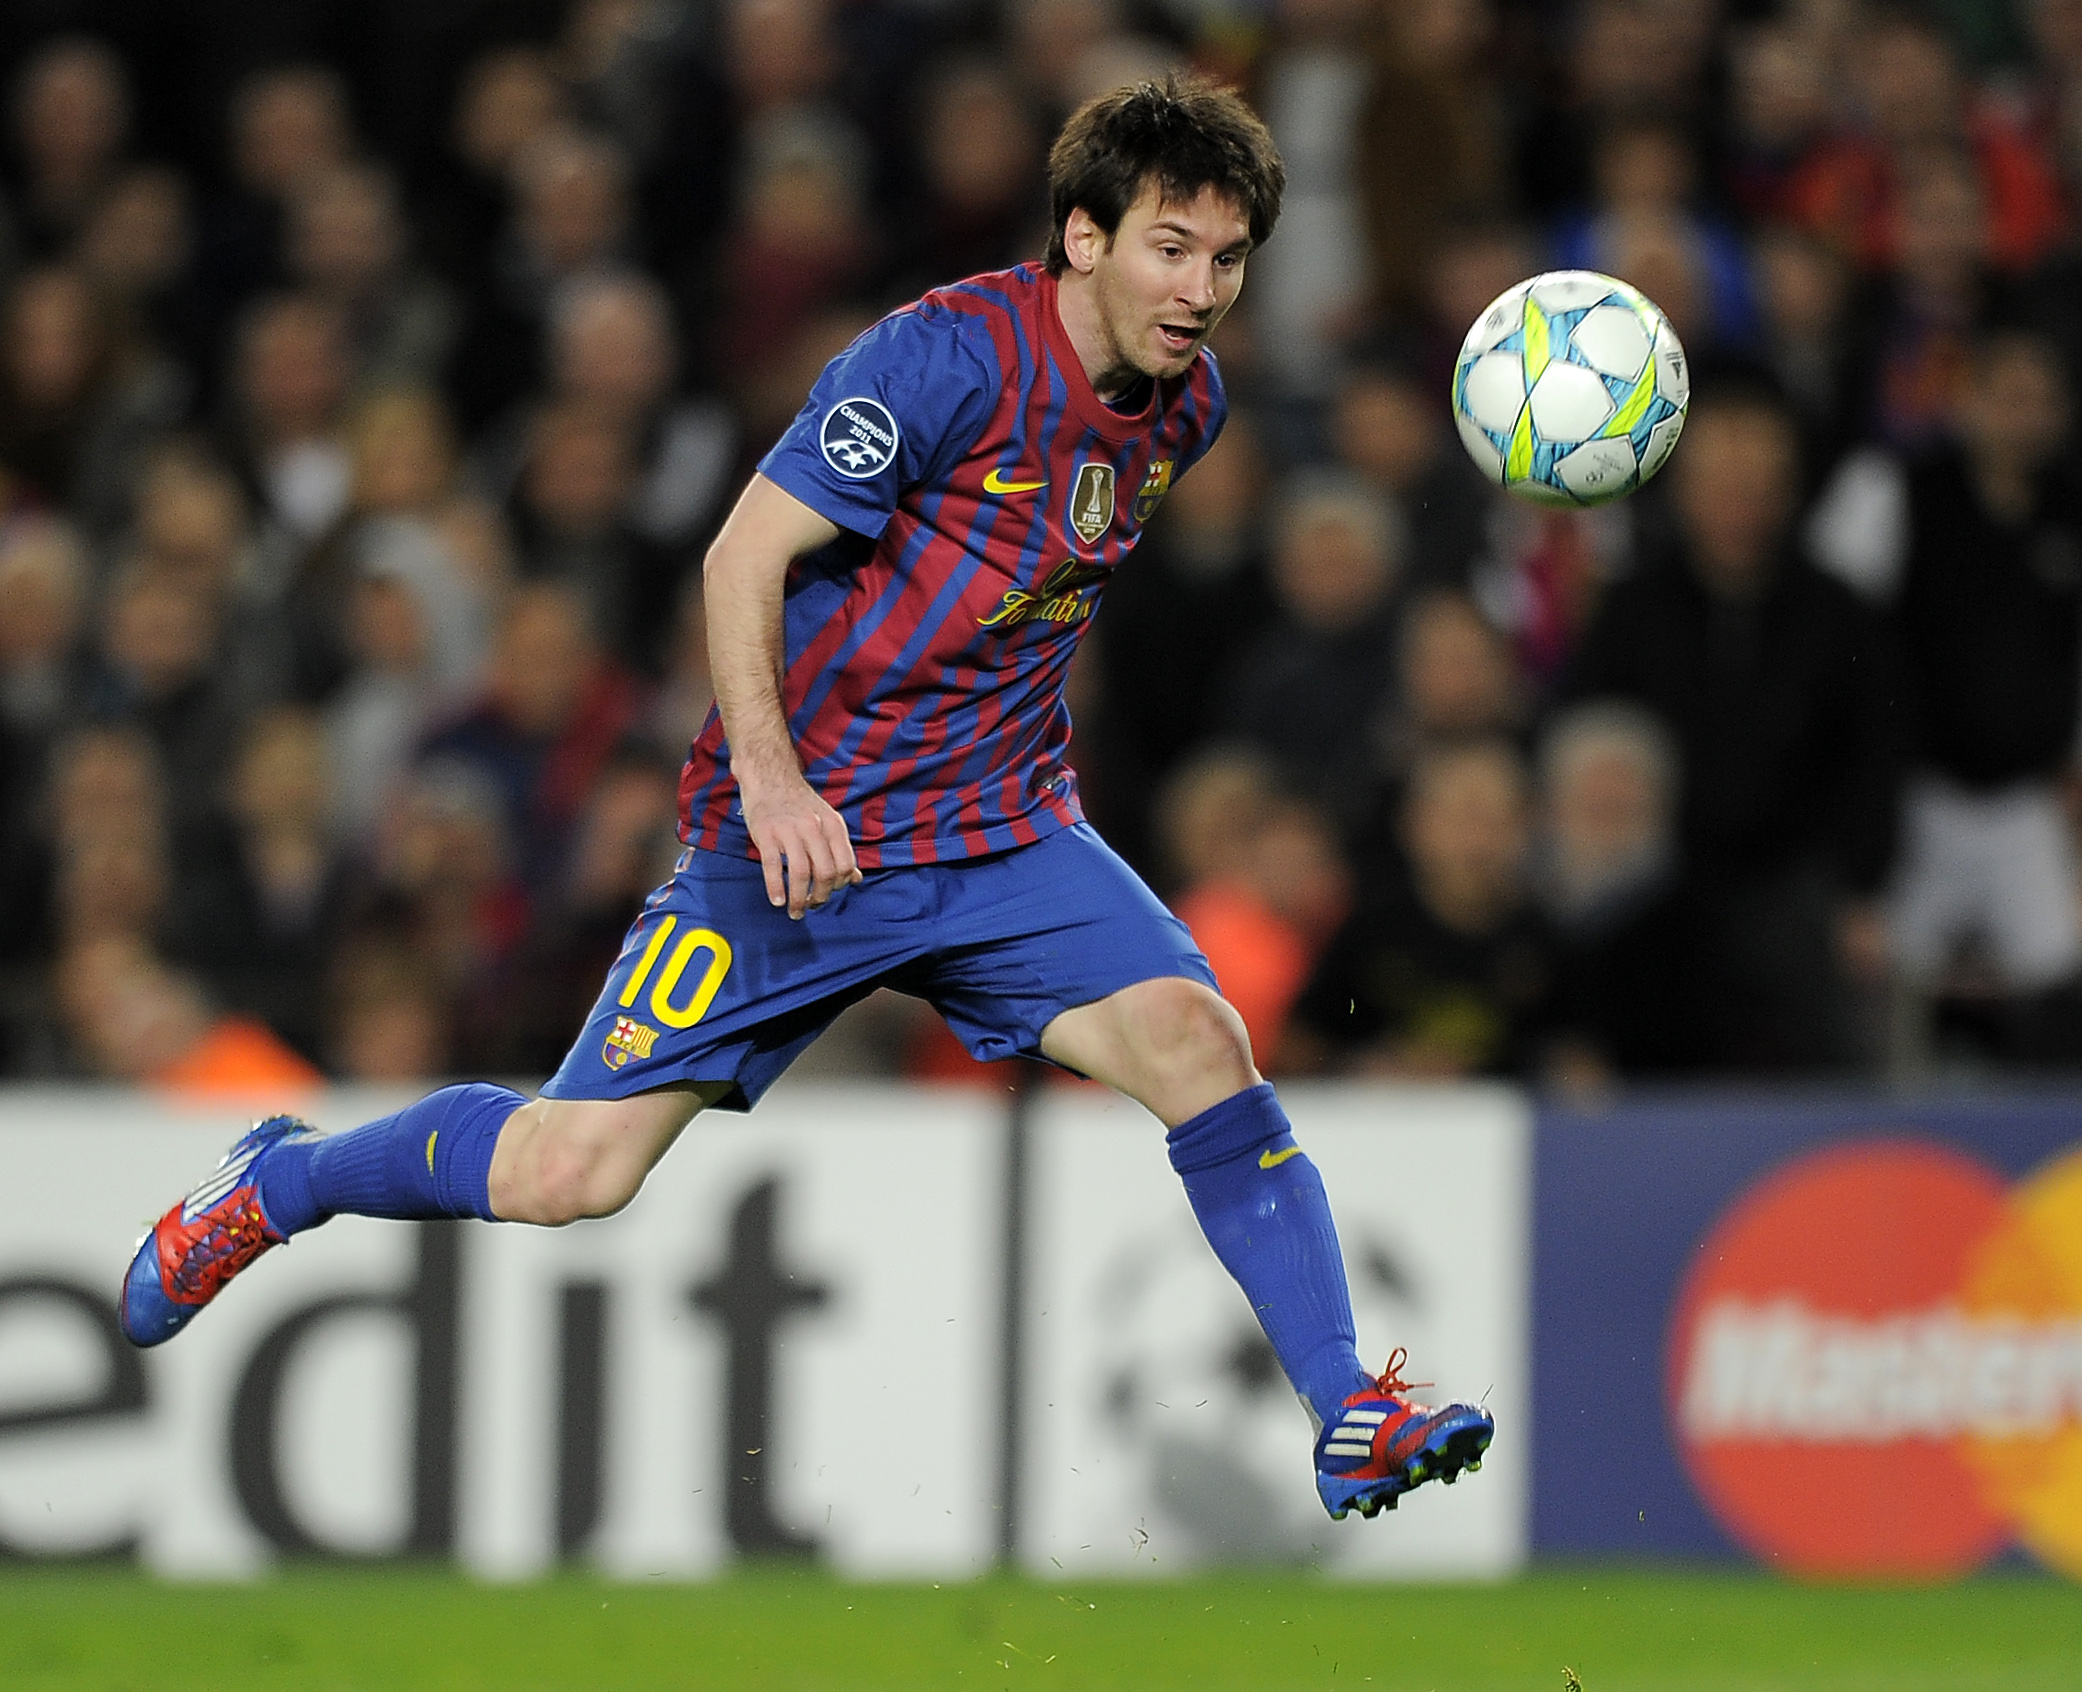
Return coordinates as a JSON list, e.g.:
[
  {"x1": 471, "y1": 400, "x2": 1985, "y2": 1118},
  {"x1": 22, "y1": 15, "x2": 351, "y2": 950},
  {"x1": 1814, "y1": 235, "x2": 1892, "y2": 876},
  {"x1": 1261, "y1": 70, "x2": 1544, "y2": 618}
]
[
  {"x1": 525, "y1": 1120, "x2": 644, "y2": 1224},
  {"x1": 1113, "y1": 979, "x2": 1258, "y2": 1122},
  {"x1": 490, "y1": 1089, "x2": 710, "y2": 1225}
]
